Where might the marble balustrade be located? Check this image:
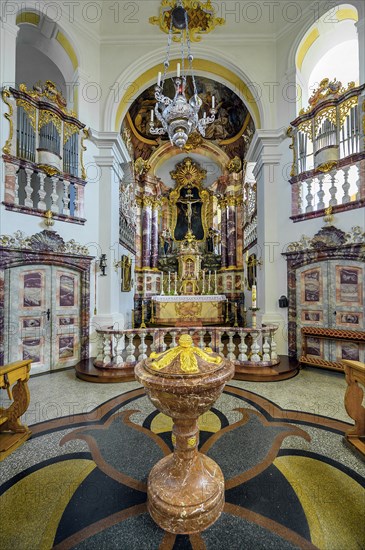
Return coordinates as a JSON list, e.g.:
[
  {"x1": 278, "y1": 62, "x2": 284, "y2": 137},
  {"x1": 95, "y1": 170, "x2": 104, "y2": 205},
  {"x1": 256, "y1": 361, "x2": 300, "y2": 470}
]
[{"x1": 94, "y1": 325, "x2": 280, "y2": 369}]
